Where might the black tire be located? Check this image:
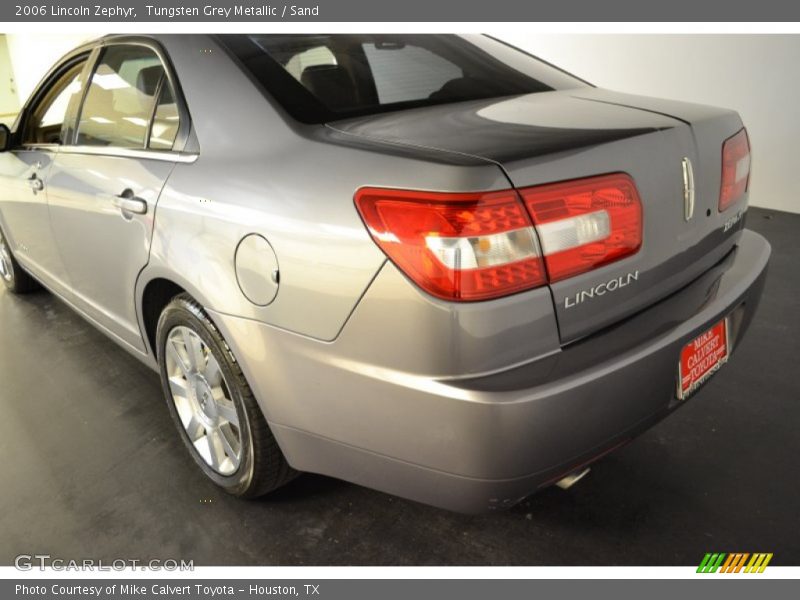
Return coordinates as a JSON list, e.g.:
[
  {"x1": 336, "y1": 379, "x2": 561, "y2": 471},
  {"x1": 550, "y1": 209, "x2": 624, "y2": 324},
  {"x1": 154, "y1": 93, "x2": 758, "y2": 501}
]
[
  {"x1": 0, "y1": 225, "x2": 41, "y2": 294},
  {"x1": 156, "y1": 293, "x2": 296, "y2": 498}
]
